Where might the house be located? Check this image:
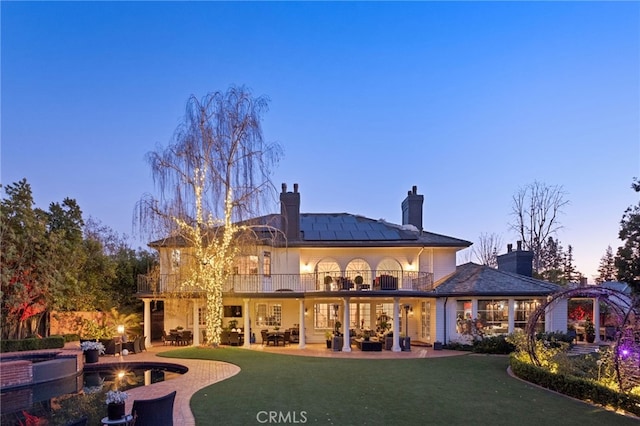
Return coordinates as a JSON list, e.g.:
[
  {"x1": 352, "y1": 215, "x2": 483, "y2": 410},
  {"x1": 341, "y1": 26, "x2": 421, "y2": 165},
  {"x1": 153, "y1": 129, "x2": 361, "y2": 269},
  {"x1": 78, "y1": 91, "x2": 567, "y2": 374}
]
[{"x1": 136, "y1": 184, "x2": 566, "y2": 351}]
